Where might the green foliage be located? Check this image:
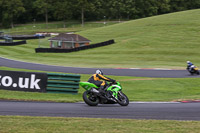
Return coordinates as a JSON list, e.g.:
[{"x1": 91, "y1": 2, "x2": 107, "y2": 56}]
[
  {"x1": 53, "y1": 1, "x2": 73, "y2": 21},
  {"x1": 0, "y1": 0, "x2": 25, "y2": 28},
  {"x1": 1, "y1": 0, "x2": 200, "y2": 28}
]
